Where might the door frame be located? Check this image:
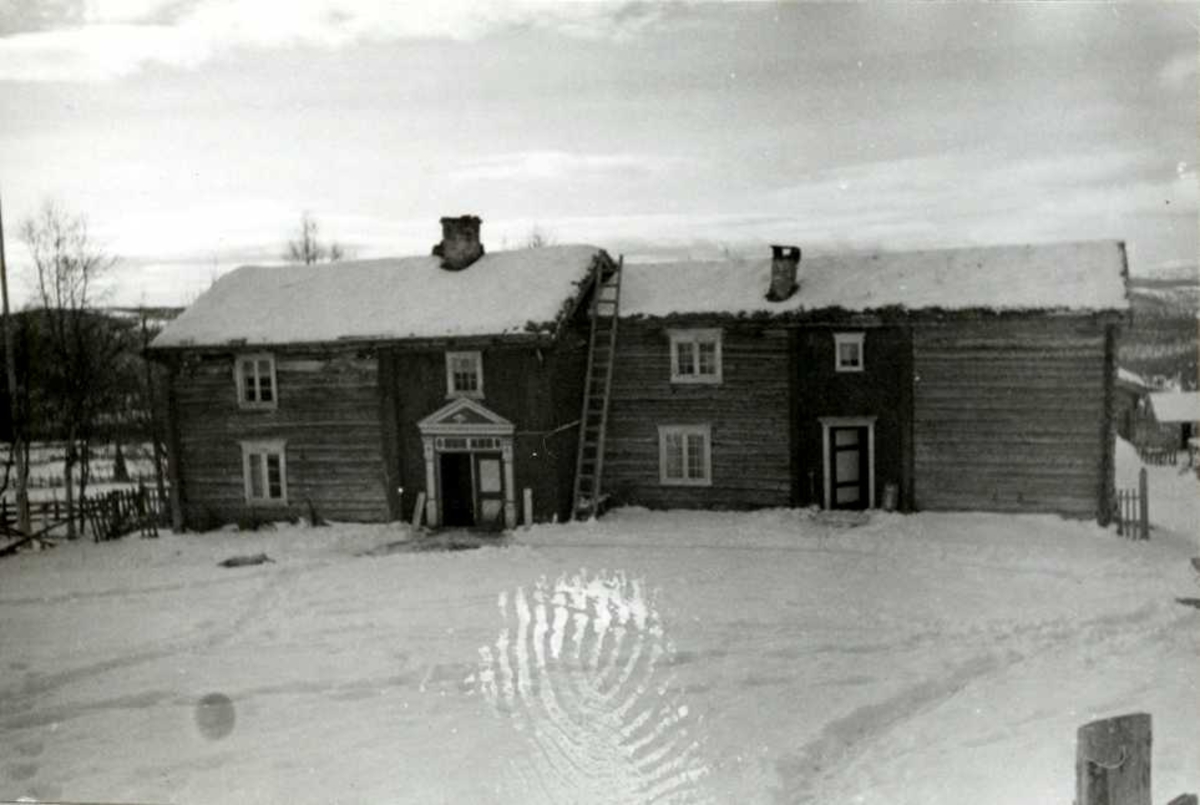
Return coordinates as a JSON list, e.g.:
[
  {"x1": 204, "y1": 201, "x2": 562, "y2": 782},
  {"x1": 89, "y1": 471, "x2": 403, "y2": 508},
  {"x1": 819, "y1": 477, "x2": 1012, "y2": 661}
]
[
  {"x1": 819, "y1": 416, "x2": 876, "y2": 510},
  {"x1": 418, "y1": 398, "x2": 516, "y2": 529}
]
